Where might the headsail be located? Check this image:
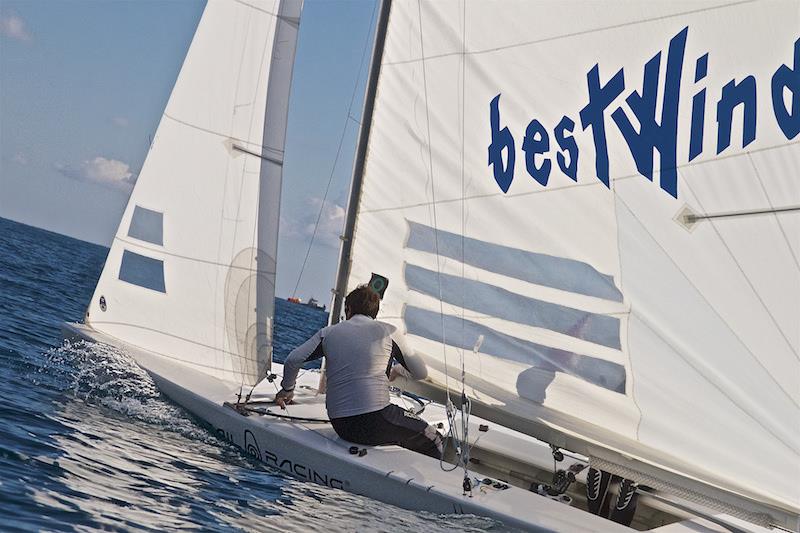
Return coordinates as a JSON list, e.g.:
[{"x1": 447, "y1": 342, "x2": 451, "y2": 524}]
[
  {"x1": 343, "y1": 0, "x2": 799, "y2": 528},
  {"x1": 87, "y1": 0, "x2": 301, "y2": 387}
]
